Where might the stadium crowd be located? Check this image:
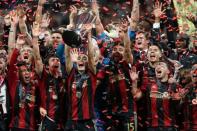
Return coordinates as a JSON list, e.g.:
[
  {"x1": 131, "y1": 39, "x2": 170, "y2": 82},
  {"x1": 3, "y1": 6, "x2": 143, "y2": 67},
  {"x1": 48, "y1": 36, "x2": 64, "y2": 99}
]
[{"x1": 0, "y1": 0, "x2": 196, "y2": 131}]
